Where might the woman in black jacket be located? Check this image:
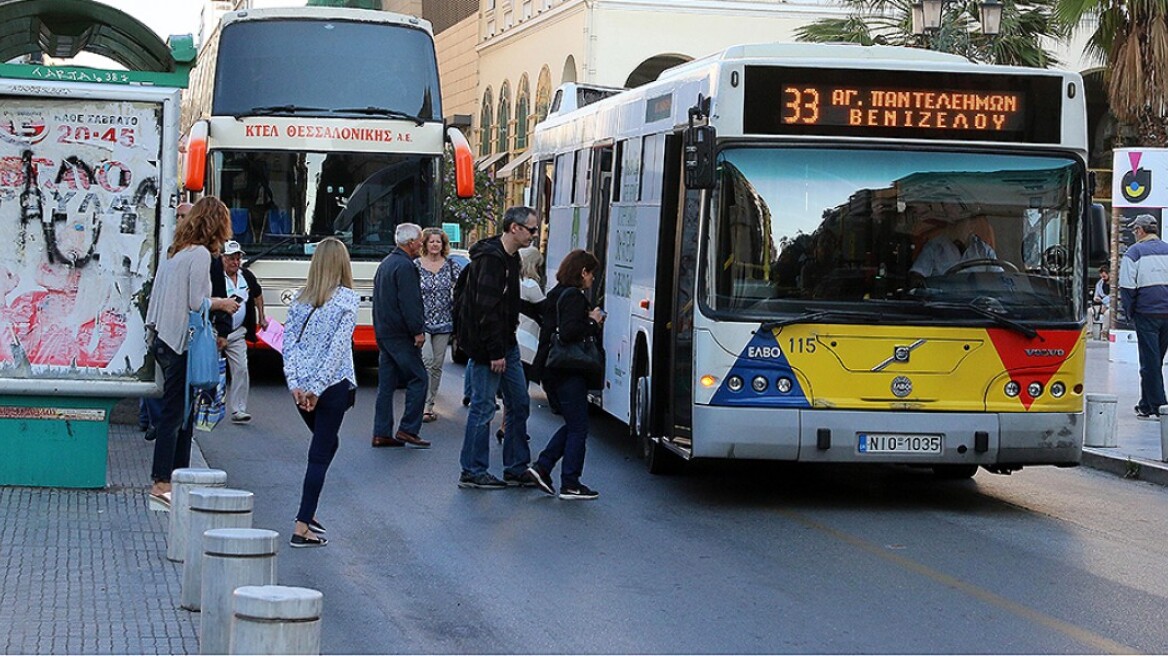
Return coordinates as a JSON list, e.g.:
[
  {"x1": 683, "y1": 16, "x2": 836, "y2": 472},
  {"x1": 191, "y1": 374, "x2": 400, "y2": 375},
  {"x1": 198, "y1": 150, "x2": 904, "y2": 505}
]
[{"x1": 527, "y1": 249, "x2": 605, "y2": 500}]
